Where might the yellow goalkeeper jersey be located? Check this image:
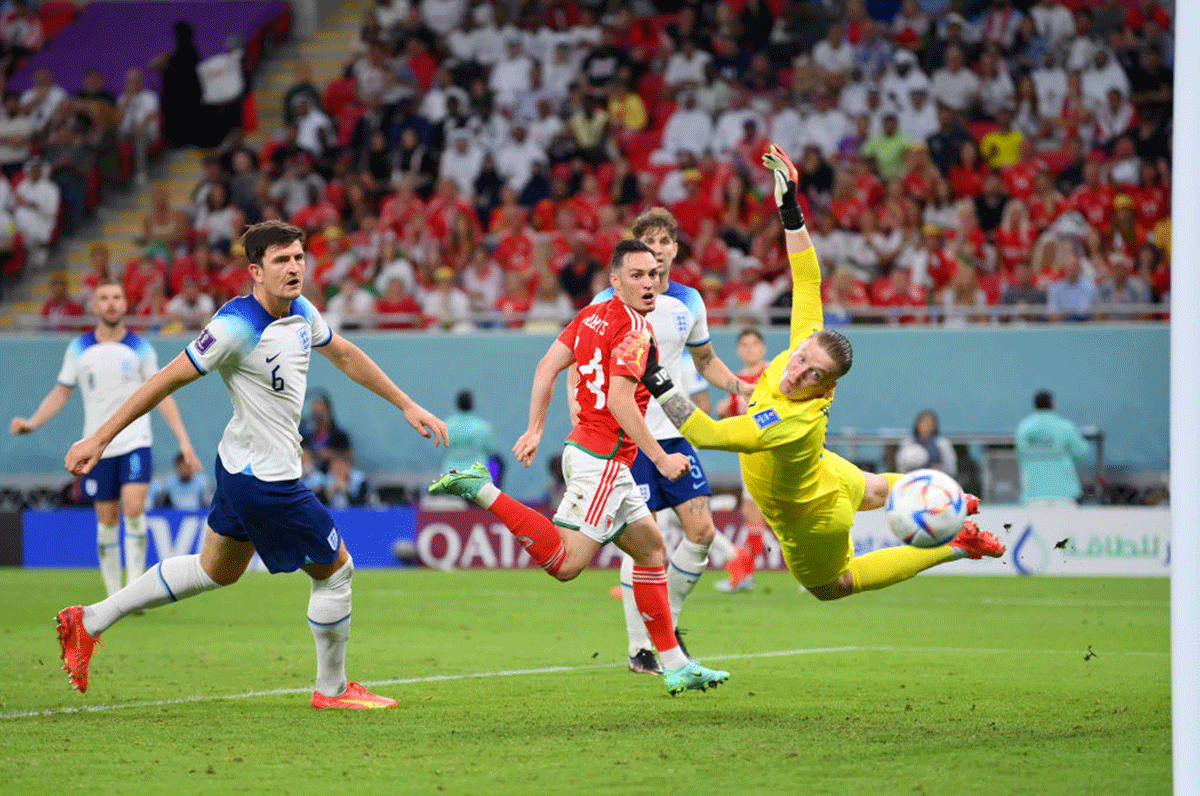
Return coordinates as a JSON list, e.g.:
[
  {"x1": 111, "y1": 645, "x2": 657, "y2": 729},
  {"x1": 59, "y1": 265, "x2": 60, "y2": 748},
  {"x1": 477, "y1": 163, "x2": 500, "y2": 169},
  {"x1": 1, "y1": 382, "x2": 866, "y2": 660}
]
[{"x1": 679, "y1": 243, "x2": 844, "y2": 527}]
